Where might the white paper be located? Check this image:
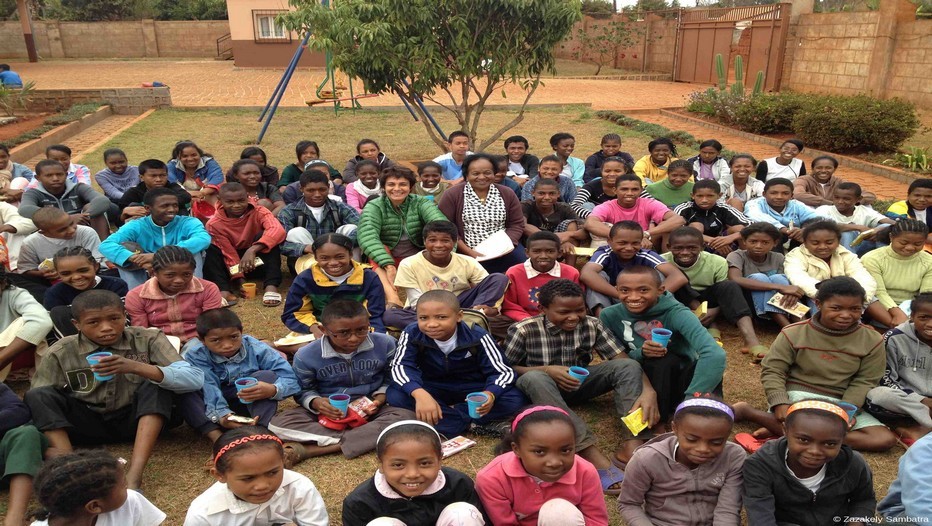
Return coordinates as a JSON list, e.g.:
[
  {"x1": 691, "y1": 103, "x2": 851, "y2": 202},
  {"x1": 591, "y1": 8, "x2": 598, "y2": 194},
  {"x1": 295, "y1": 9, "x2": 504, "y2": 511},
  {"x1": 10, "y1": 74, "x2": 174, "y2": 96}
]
[{"x1": 474, "y1": 230, "x2": 514, "y2": 262}]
